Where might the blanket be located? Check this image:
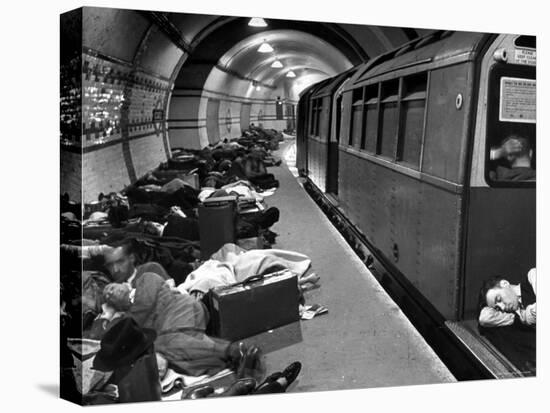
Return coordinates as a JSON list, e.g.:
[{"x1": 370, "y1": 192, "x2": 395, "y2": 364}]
[{"x1": 178, "y1": 243, "x2": 311, "y2": 293}]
